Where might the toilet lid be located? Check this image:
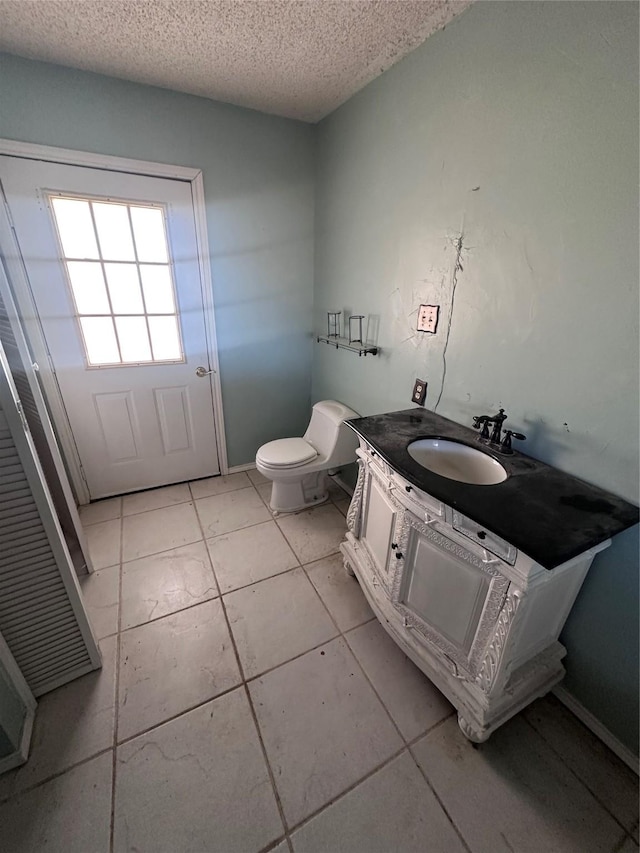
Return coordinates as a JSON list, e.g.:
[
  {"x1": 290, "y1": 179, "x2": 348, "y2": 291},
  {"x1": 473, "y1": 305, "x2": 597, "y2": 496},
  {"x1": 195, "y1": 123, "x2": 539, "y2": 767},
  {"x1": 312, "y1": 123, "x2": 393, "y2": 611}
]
[{"x1": 257, "y1": 437, "x2": 318, "y2": 468}]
